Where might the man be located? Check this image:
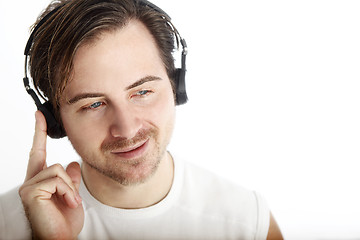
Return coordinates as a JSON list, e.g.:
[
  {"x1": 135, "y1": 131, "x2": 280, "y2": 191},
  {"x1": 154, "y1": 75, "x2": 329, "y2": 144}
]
[{"x1": 0, "y1": 0, "x2": 282, "y2": 239}]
